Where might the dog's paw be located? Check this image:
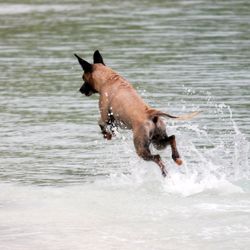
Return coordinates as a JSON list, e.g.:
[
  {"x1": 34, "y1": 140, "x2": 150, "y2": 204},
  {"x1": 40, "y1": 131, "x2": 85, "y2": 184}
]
[
  {"x1": 162, "y1": 170, "x2": 167, "y2": 178},
  {"x1": 104, "y1": 133, "x2": 112, "y2": 140},
  {"x1": 175, "y1": 158, "x2": 183, "y2": 166}
]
